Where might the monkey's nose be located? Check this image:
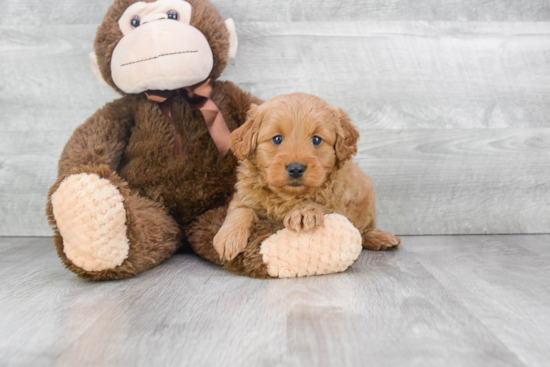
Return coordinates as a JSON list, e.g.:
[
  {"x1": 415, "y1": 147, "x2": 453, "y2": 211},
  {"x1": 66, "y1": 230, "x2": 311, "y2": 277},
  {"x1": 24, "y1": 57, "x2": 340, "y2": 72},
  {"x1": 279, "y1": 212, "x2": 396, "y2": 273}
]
[
  {"x1": 287, "y1": 163, "x2": 306, "y2": 178},
  {"x1": 141, "y1": 13, "x2": 168, "y2": 25}
]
